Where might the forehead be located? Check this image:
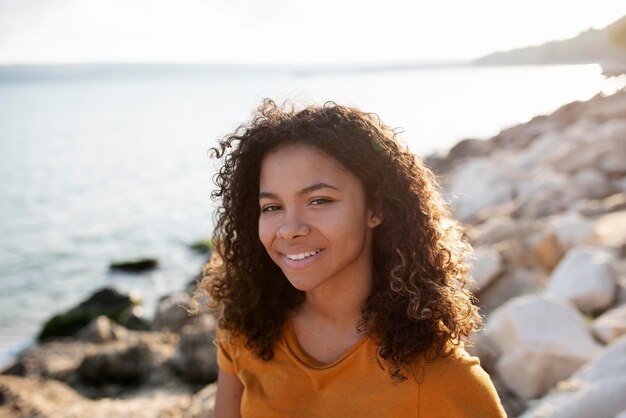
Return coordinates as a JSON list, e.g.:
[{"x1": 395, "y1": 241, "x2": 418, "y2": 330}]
[{"x1": 259, "y1": 144, "x2": 356, "y2": 190}]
